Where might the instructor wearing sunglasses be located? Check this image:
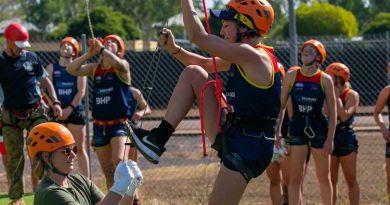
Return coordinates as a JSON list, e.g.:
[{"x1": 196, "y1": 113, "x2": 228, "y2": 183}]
[{"x1": 27, "y1": 122, "x2": 143, "y2": 205}]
